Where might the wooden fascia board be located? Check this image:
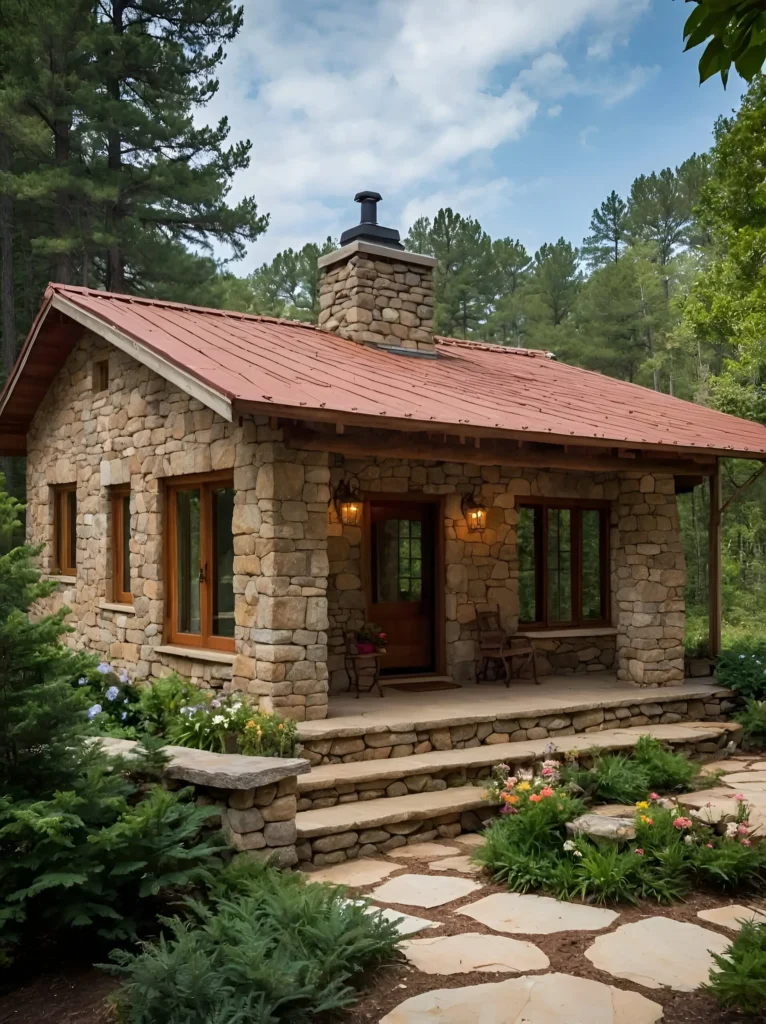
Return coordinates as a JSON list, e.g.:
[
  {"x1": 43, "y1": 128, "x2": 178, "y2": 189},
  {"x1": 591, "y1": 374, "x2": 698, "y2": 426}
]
[
  {"x1": 51, "y1": 295, "x2": 233, "y2": 422},
  {"x1": 0, "y1": 293, "x2": 56, "y2": 422},
  {"x1": 233, "y1": 399, "x2": 762, "y2": 462}
]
